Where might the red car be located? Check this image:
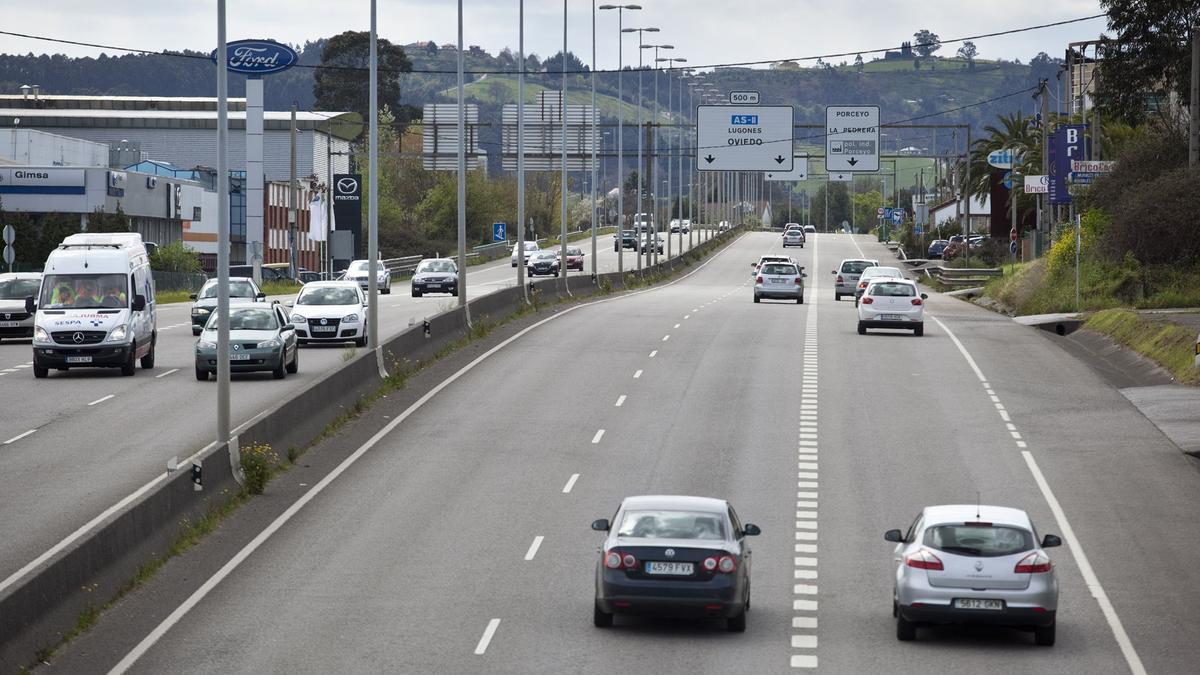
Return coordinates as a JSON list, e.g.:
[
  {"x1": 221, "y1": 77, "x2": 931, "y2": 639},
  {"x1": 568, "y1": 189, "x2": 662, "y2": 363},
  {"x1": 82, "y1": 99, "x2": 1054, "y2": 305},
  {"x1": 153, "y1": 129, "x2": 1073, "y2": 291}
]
[{"x1": 562, "y1": 246, "x2": 585, "y2": 271}]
